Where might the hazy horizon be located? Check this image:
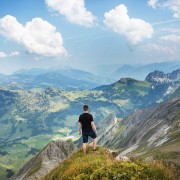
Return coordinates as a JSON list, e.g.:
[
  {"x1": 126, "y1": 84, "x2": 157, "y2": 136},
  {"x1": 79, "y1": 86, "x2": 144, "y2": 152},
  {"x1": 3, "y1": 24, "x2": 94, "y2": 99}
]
[{"x1": 0, "y1": 60, "x2": 180, "y2": 75}]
